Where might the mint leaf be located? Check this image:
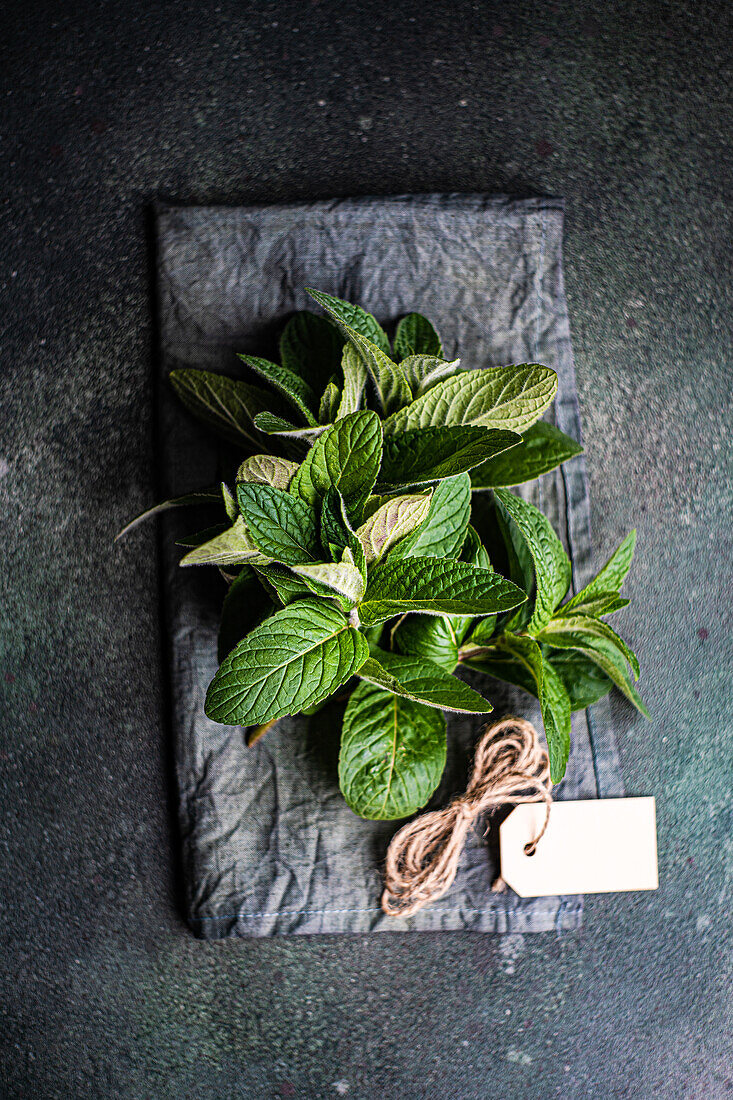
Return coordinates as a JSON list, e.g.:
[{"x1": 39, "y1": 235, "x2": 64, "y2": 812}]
[
  {"x1": 390, "y1": 473, "x2": 471, "y2": 561},
  {"x1": 384, "y1": 364, "x2": 558, "y2": 434},
  {"x1": 179, "y1": 516, "x2": 271, "y2": 568},
  {"x1": 339, "y1": 683, "x2": 446, "y2": 820},
  {"x1": 169, "y1": 369, "x2": 280, "y2": 448},
  {"x1": 391, "y1": 613, "x2": 460, "y2": 672},
  {"x1": 176, "y1": 523, "x2": 228, "y2": 548},
  {"x1": 320, "y1": 489, "x2": 367, "y2": 578},
  {"x1": 461, "y1": 525, "x2": 491, "y2": 569},
  {"x1": 561, "y1": 530, "x2": 636, "y2": 614},
  {"x1": 221, "y1": 482, "x2": 237, "y2": 522},
  {"x1": 543, "y1": 633, "x2": 649, "y2": 719},
  {"x1": 337, "y1": 345, "x2": 367, "y2": 418},
  {"x1": 218, "y1": 568, "x2": 273, "y2": 663},
  {"x1": 494, "y1": 490, "x2": 571, "y2": 635},
  {"x1": 238, "y1": 355, "x2": 318, "y2": 426},
  {"x1": 393, "y1": 313, "x2": 443, "y2": 360},
  {"x1": 254, "y1": 563, "x2": 315, "y2": 607},
  {"x1": 115, "y1": 489, "x2": 221, "y2": 541},
  {"x1": 537, "y1": 613, "x2": 641, "y2": 679},
  {"x1": 206, "y1": 599, "x2": 369, "y2": 725},
  {"x1": 341, "y1": 329, "x2": 412, "y2": 415},
  {"x1": 305, "y1": 288, "x2": 391, "y2": 354},
  {"x1": 279, "y1": 311, "x2": 345, "y2": 393},
  {"x1": 471, "y1": 421, "x2": 583, "y2": 489},
  {"x1": 356, "y1": 492, "x2": 432, "y2": 563},
  {"x1": 378, "y1": 427, "x2": 520, "y2": 488},
  {"x1": 549, "y1": 650, "x2": 613, "y2": 711},
  {"x1": 554, "y1": 590, "x2": 628, "y2": 619},
  {"x1": 252, "y1": 411, "x2": 327, "y2": 442},
  {"x1": 289, "y1": 411, "x2": 382, "y2": 523},
  {"x1": 237, "y1": 483, "x2": 320, "y2": 565},
  {"x1": 289, "y1": 555, "x2": 366, "y2": 609},
  {"x1": 319, "y1": 381, "x2": 341, "y2": 424},
  {"x1": 236, "y1": 454, "x2": 300, "y2": 490},
  {"x1": 360, "y1": 557, "x2": 526, "y2": 627},
  {"x1": 400, "y1": 355, "x2": 462, "y2": 397},
  {"x1": 360, "y1": 649, "x2": 492, "y2": 714}
]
